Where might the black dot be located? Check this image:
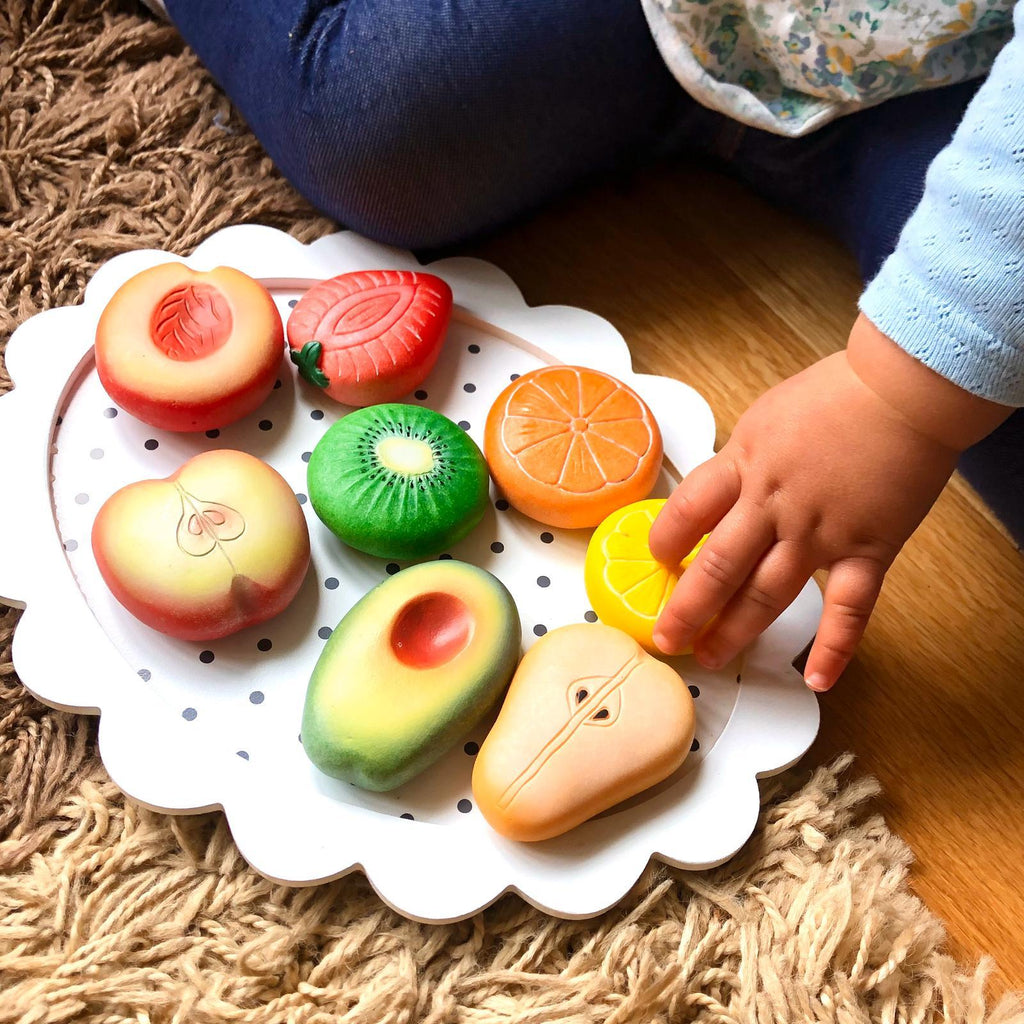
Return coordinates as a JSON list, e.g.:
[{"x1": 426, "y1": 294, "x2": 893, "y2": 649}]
[
  {"x1": 182, "y1": 707, "x2": 197, "y2": 721},
  {"x1": 537, "y1": 576, "x2": 550, "y2": 588},
  {"x1": 137, "y1": 669, "x2": 151, "y2": 681},
  {"x1": 56, "y1": 416, "x2": 63, "y2": 426},
  {"x1": 199, "y1": 650, "x2": 214, "y2": 664},
  {"x1": 463, "y1": 383, "x2": 476, "y2": 393},
  {"x1": 64, "y1": 539, "x2": 78, "y2": 552},
  {"x1": 584, "y1": 611, "x2": 598, "y2": 623},
  {"x1": 257, "y1": 638, "x2": 272, "y2": 652},
  {"x1": 144, "y1": 439, "x2": 159, "y2": 451},
  {"x1": 288, "y1": 298, "x2": 298, "y2": 308},
  {"x1": 324, "y1": 577, "x2": 339, "y2": 590},
  {"x1": 415, "y1": 390, "x2": 428, "y2": 400},
  {"x1": 438, "y1": 553, "x2": 453, "y2": 560},
  {"x1": 273, "y1": 379, "x2": 282, "y2": 389},
  {"x1": 206, "y1": 429, "x2": 220, "y2": 439},
  {"x1": 540, "y1": 532, "x2": 554, "y2": 544},
  {"x1": 688, "y1": 684, "x2": 700, "y2": 698},
  {"x1": 400, "y1": 812, "x2": 414, "y2": 820},
  {"x1": 75, "y1": 493, "x2": 89, "y2": 505},
  {"x1": 457, "y1": 420, "x2": 470, "y2": 431},
  {"x1": 386, "y1": 563, "x2": 400, "y2": 575},
  {"x1": 533, "y1": 624, "x2": 547, "y2": 637},
  {"x1": 457, "y1": 799, "x2": 472, "y2": 813},
  {"x1": 495, "y1": 499, "x2": 509, "y2": 511},
  {"x1": 103, "y1": 407, "x2": 118, "y2": 418},
  {"x1": 736, "y1": 674, "x2": 742, "y2": 684},
  {"x1": 249, "y1": 691, "x2": 264, "y2": 705},
  {"x1": 258, "y1": 419, "x2": 273, "y2": 431},
  {"x1": 510, "y1": 373, "x2": 520, "y2": 381},
  {"x1": 311, "y1": 409, "x2": 324, "y2": 421},
  {"x1": 464, "y1": 741, "x2": 479, "y2": 756},
  {"x1": 295, "y1": 493, "x2": 307, "y2": 505},
  {"x1": 237, "y1": 750, "x2": 250, "y2": 760},
  {"x1": 691, "y1": 737, "x2": 700, "y2": 752},
  {"x1": 90, "y1": 448, "x2": 104, "y2": 460},
  {"x1": 301, "y1": 451, "x2": 311, "y2": 463},
  {"x1": 318, "y1": 626, "x2": 333, "y2": 640},
  {"x1": 490, "y1": 541, "x2": 504, "y2": 553},
  {"x1": 468, "y1": 344, "x2": 480, "y2": 354}
]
